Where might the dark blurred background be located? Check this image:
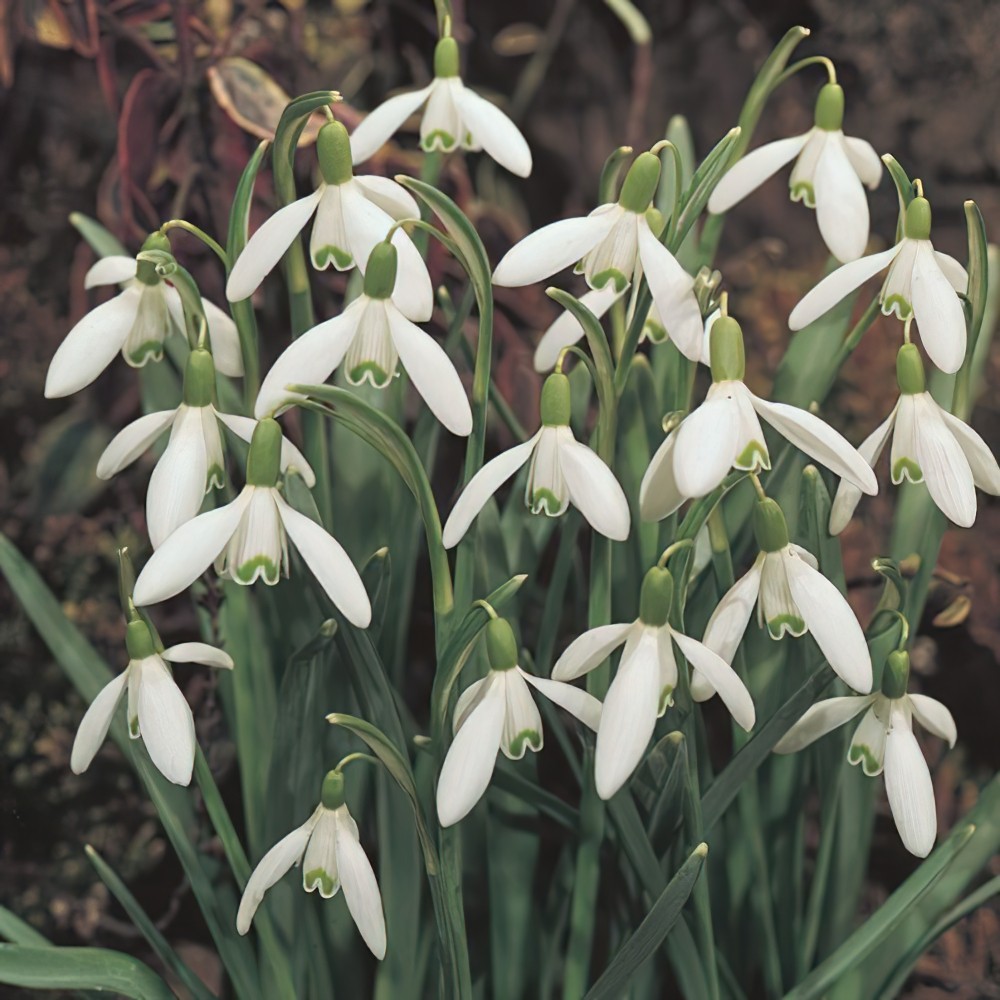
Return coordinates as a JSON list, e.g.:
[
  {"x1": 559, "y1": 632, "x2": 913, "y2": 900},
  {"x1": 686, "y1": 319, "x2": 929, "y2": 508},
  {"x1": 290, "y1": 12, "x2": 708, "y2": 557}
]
[{"x1": 1, "y1": 0, "x2": 998, "y2": 995}]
